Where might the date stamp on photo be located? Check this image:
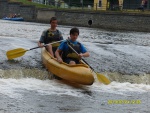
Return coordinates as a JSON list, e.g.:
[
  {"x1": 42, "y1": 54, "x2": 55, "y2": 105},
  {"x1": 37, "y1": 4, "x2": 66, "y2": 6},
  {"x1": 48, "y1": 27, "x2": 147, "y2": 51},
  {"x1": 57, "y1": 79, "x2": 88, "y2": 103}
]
[{"x1": 108, "y1": 100, "x2": 141, "y2": 104}]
